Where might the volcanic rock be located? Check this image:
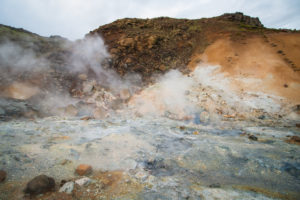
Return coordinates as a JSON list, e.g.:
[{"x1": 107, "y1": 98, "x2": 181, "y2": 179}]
[
  {"x1": 248, "y1": 135, "x2": 258, "y2": 141},
  {"x1": 75, "y1": 177, "x2": 91, "y2": 186},
  {"x1": 75, "y1": 164, "x2": 93, "y2": 176},
  {"x1": 59, "y1": 181, "x2": 74, "y2": 194},
  {"x1": 221, "y1": 12, "x2": 263, "y2": 27},
  {"x1": 24, "y1": 175, "x2": 55, "y2": 196},
  {"x1": 286, "y1": 136, "x2": 300, "y2": 145},
  {"x1": 0, "y1": 170, "x2": 6, "y2": 183}
]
